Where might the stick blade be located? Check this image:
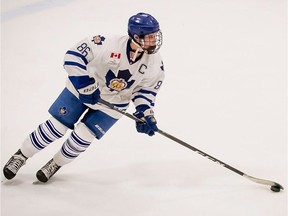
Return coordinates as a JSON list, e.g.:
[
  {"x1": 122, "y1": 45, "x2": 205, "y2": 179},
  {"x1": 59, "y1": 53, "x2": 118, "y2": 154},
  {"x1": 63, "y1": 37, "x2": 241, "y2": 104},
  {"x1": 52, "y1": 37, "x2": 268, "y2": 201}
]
[{"x1": 244, "y1": 174, "x2": 284, "y2": 191}]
